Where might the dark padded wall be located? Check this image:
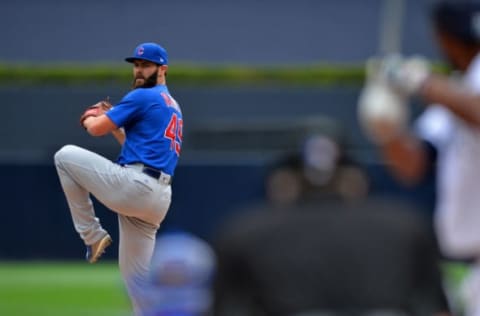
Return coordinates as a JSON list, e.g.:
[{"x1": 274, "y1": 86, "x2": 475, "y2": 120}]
[{"x1": 1, "y1": 0, "x2": 438, "y2": 64}]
